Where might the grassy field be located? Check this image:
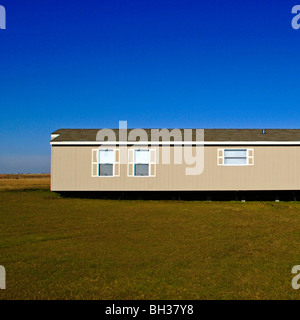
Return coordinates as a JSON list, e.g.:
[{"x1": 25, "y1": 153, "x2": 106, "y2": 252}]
[
  {"x1": 0, "y1": 174, "x2": 50, "y2": 179},
  {"x1": 0, "y1": 176, "x2": 50, "y2": 191},
  {"x1": 0, "y1": 177, "x2": 299, "y2": 299}
]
